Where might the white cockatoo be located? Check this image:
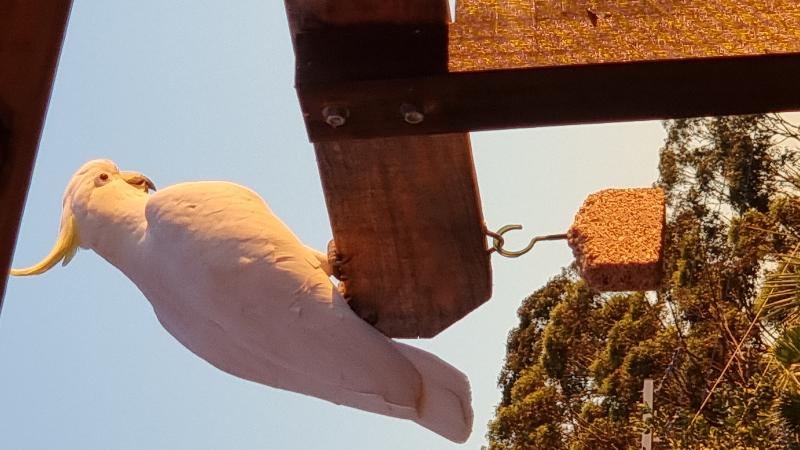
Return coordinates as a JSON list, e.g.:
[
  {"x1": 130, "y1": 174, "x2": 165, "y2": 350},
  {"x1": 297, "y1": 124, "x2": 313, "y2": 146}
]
[{"x1": 11, "y1": 159, "x2": 472, "y2": 442}]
